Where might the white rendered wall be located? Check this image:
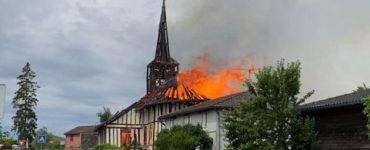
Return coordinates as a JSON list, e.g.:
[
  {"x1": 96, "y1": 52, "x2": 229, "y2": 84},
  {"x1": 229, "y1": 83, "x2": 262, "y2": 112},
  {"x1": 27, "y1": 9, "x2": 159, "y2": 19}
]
[{"x1": 163, "y1": 109, "x2": 226, "y2": 150}]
